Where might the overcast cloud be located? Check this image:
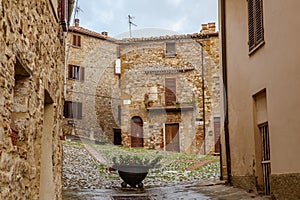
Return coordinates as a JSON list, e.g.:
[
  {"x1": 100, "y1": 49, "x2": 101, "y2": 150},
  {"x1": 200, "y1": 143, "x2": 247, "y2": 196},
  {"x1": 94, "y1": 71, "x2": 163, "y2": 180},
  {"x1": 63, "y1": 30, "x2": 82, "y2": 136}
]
[{"x1": 72, "y1": 0, "x2": 218, "y2": 38}]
